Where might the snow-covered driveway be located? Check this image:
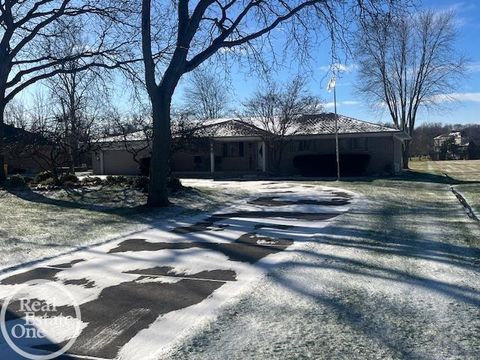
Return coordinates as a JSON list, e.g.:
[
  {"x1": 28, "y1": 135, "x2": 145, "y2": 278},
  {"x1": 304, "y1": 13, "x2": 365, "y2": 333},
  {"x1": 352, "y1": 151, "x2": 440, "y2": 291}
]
[{"x1": 0, "y1": 182, "x2": 353, "y2": 359}]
